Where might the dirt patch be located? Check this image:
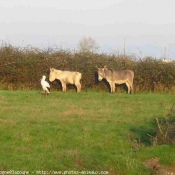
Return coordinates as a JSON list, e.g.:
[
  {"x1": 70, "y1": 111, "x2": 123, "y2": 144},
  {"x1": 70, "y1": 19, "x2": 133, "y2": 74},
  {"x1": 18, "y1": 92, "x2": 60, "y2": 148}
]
[{"x1": 144, "y1": 157, "x2": 175, "y2": 175}]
